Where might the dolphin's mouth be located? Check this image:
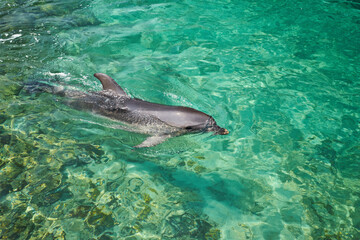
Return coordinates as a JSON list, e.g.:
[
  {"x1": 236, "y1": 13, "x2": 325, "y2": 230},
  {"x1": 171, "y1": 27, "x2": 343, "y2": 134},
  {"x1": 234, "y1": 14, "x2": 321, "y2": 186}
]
[
  {"x1": 204, "y1": 117, "x2": 229, "y2": 135},
  {"x1": 218, "y1": 128, "x2": 229, "y2": 135},
  {"x1": 222, "y1": 128, "x2": 229, "y2": 135}
]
